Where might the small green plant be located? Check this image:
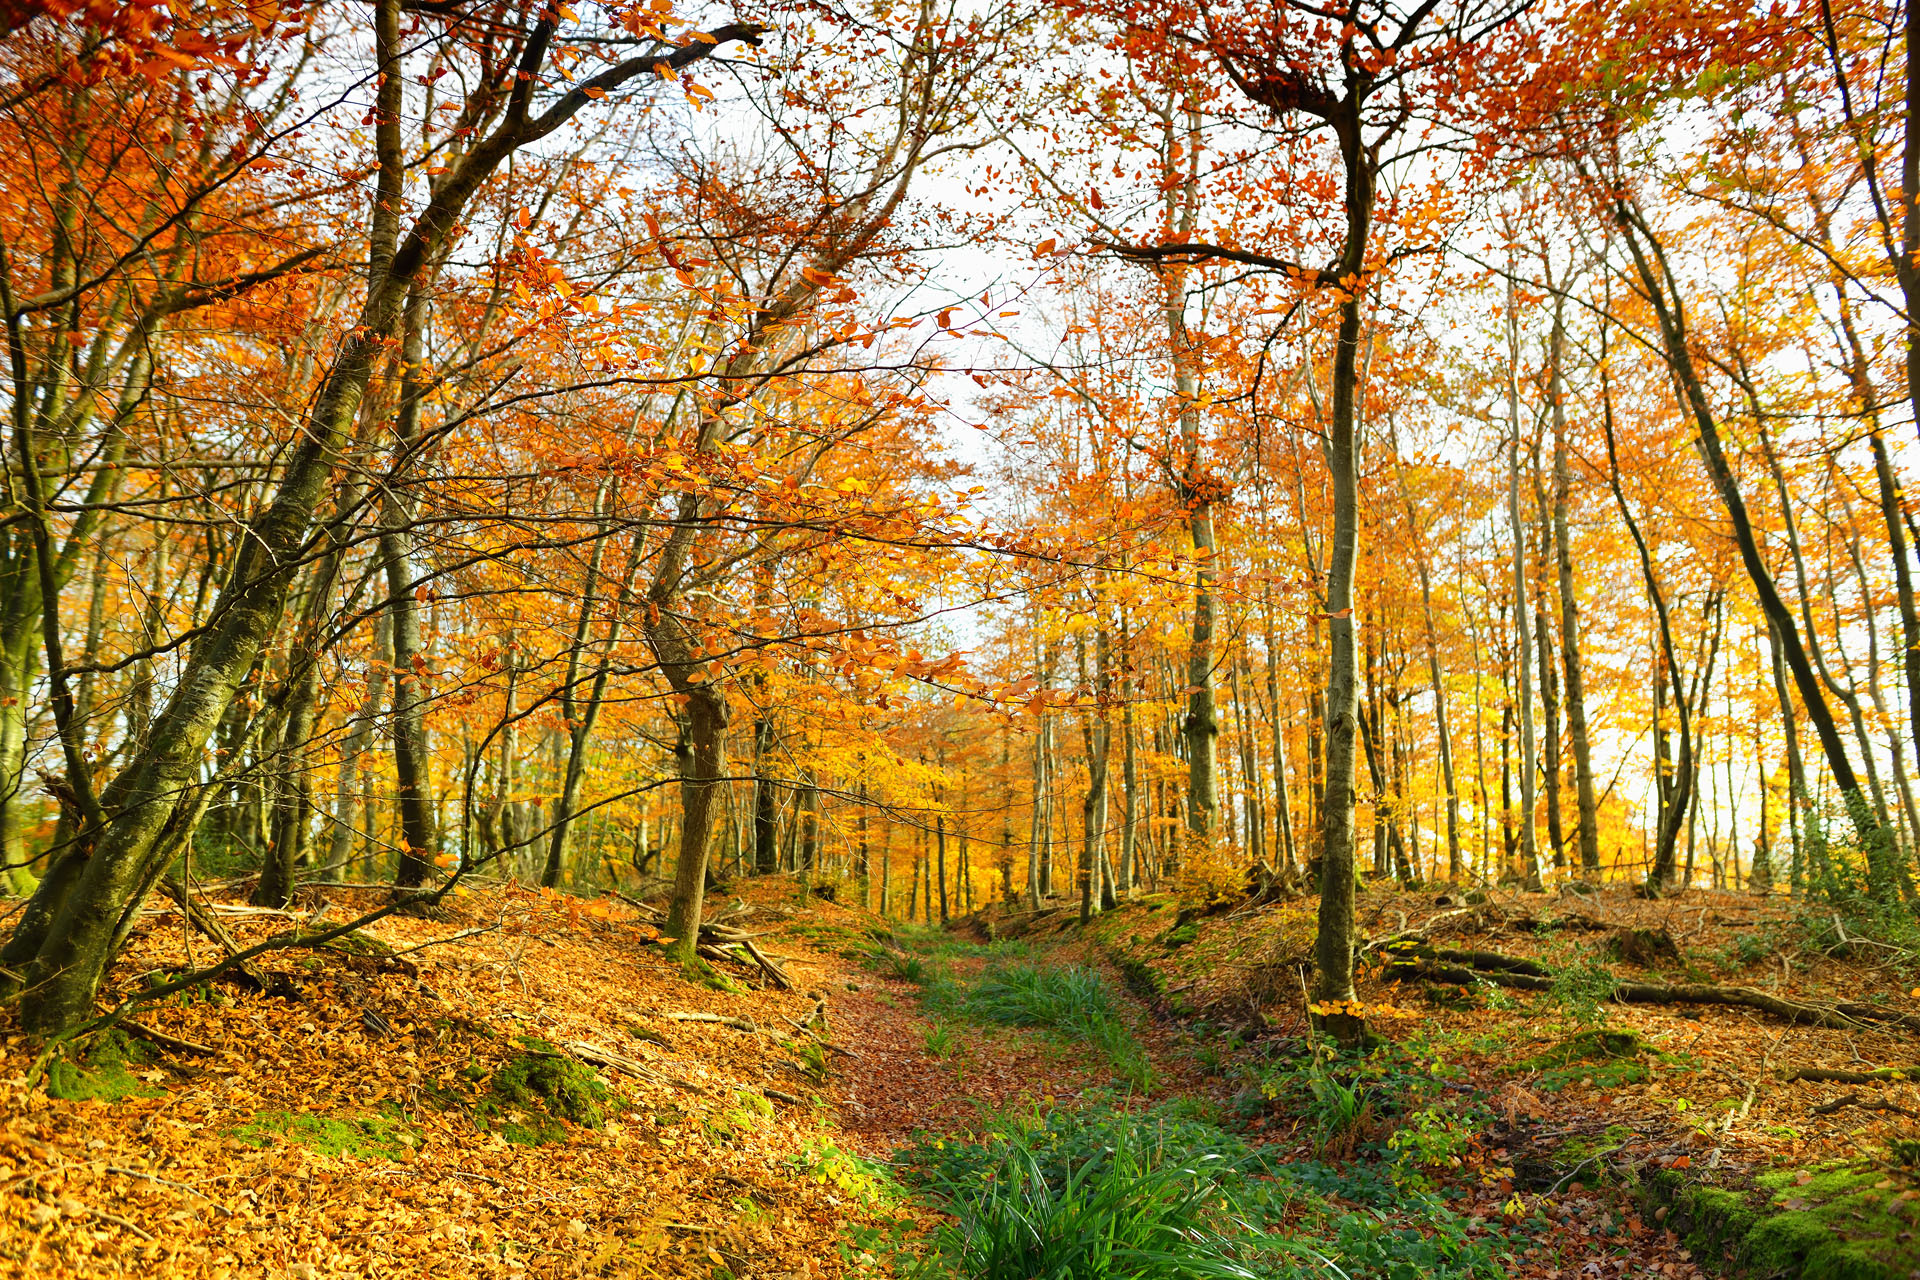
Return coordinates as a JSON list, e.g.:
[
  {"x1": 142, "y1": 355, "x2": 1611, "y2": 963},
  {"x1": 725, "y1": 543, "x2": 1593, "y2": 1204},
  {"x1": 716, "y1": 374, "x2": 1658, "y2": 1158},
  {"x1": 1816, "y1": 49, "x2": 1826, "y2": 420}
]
[
  {"x1": 923, "y1": 1022, "x2": 962, "y2": 1059},
  {"x1": 791, "y1": 1138, "x2": 895, "y2": 1204},
  {"x1": 1301, "y1": 1039, "x2": 1370, "y2": 1160},
  {"x1": 888, "y1": 952, "x2": 931, "y2": 984},
  {"x1": 1549, "y1": 957, "x2": 1619, "y2": 1026},
  {"x1": 1386, "y1": 1104, "x2": 1470, "y2": 1183},
  {"x1": 1476, "y1": 979, "x2": 1520, "y2": 1011}
]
